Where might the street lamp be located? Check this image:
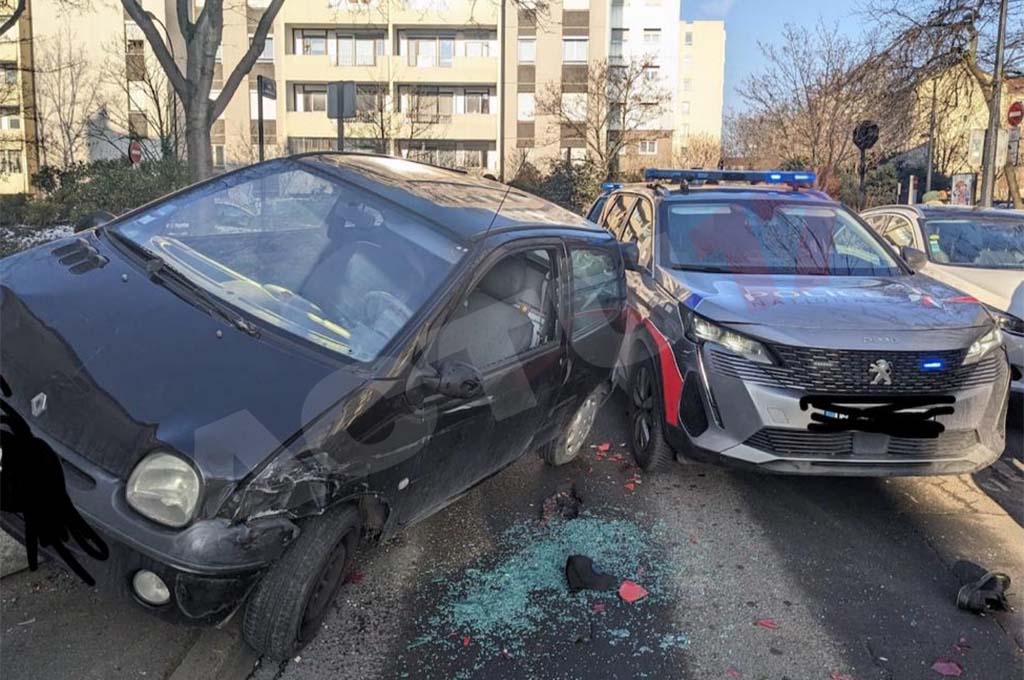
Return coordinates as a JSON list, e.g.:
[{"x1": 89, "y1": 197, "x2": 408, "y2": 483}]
[{"x1": 145, "y1": 11, "x2": 180, "y2": 160}]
